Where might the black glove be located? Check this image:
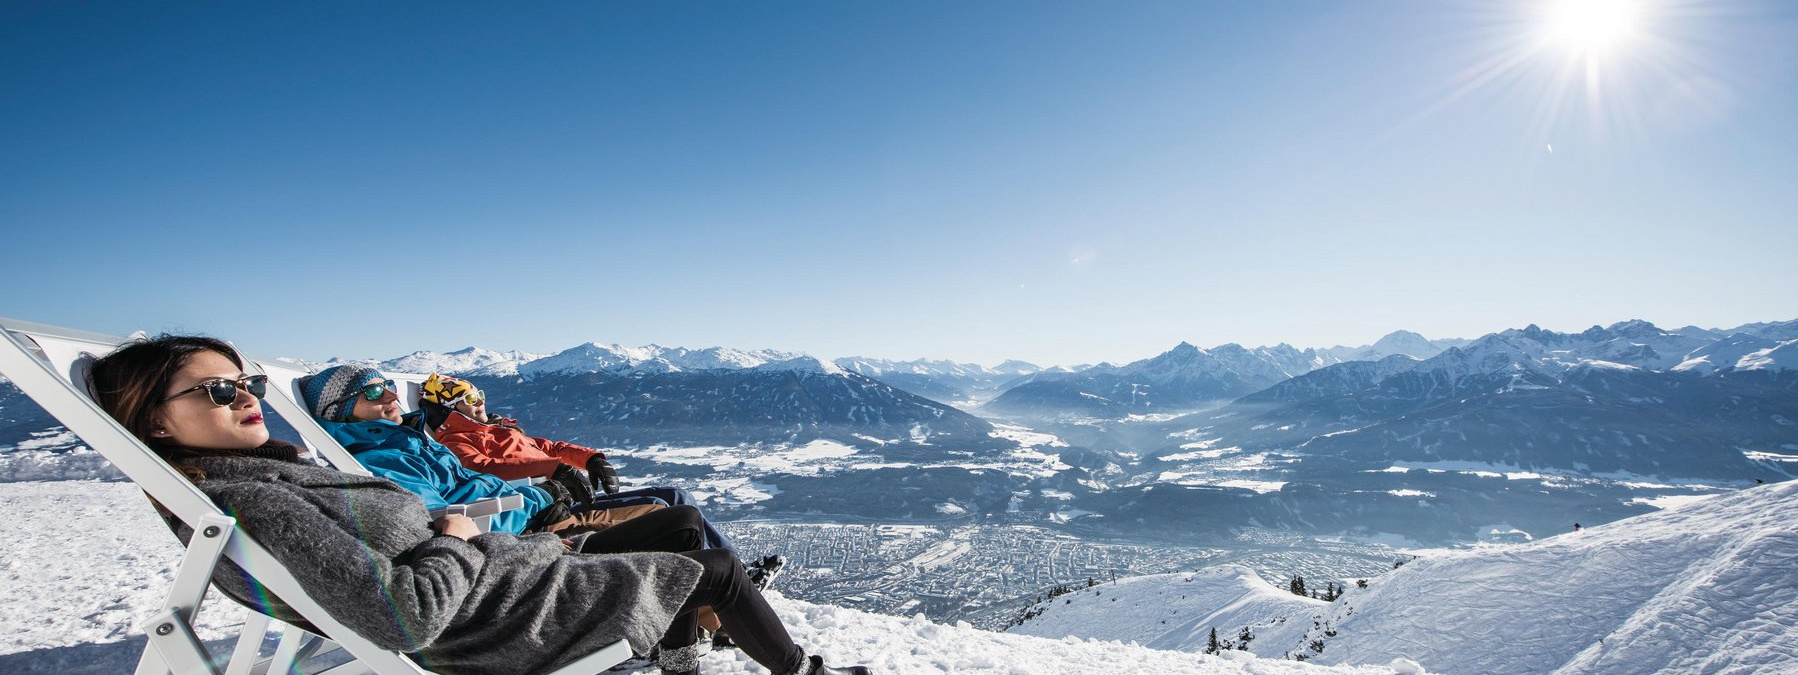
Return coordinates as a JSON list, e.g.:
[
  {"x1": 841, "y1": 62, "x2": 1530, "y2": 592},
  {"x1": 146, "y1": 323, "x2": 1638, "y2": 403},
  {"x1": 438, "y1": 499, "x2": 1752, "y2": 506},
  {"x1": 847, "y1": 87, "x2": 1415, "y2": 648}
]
[
  {"x1": 587, "y1": 455, "x2": 620, "y2": 495},
  {"x1": 536, "y1": 478, "x2": 574, "y2": 509},
  {"x1": 550, "y1": 464, "x2": 595, "y2": 507},
  {"x1": 526, "y1": 500, "x2": 574, "y2": 533}
]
